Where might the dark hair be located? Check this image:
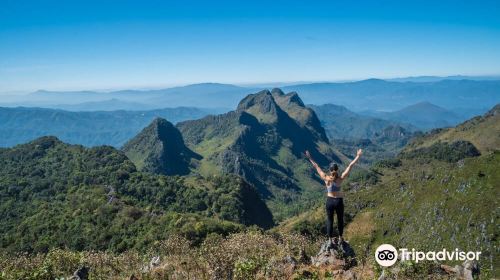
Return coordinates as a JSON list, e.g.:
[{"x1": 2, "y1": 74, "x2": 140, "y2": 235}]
[{"x1": 329, "y1": 163, "x2": 339, "y2": 180}]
